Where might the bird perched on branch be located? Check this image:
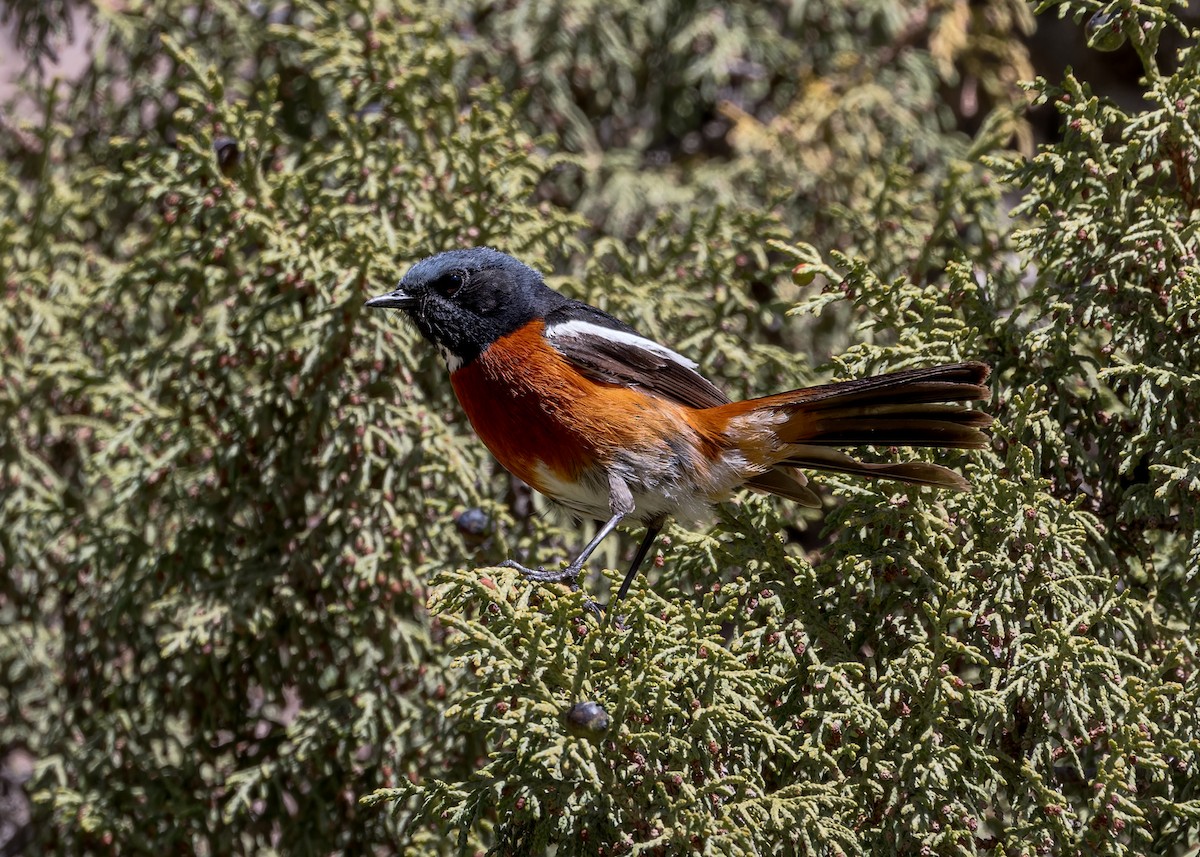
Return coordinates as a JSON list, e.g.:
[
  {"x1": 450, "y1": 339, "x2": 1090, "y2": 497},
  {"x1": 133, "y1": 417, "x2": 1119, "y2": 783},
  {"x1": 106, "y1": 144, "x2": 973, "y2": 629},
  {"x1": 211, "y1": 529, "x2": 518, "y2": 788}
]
[{"x1": 366, "y1": 248, "x2": 991, "y2": 603}]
